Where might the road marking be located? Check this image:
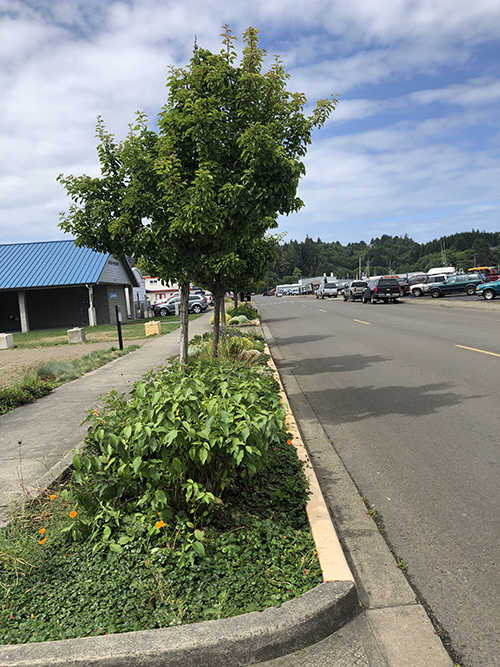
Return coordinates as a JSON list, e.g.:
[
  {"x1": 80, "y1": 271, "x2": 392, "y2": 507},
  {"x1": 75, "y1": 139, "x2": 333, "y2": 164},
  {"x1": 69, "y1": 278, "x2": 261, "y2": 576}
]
[
  {"x1": 319, "y1": 308, "x2": 327, "y2": 312},
  {"x1": 353, "y1": 319, "x2": 371, "y2": 325},
  {"x1": 455, "y1": 345, "x2": 500, "y2": 358}
]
